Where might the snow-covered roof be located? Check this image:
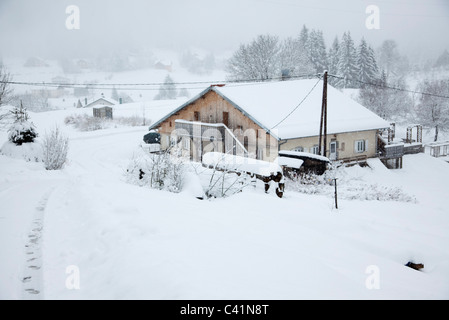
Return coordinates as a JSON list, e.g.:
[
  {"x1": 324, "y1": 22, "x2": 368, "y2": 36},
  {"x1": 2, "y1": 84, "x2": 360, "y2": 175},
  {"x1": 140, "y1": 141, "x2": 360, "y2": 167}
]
[
  {"x1": 85, "y1": 97, "x2": 118, "y2": 108},
  {"x1": 150, "y1": 79, "x2": 390, "y2": 140},
  {"x1": 215, "y1": 79, "x2": 390, "y2": 139},
  {"x1": 275, "y1": 156, "x2": 304, "y2": 169},
  {"x1": 202, "y1": 152, "x2": 282, "y2": 177}
]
